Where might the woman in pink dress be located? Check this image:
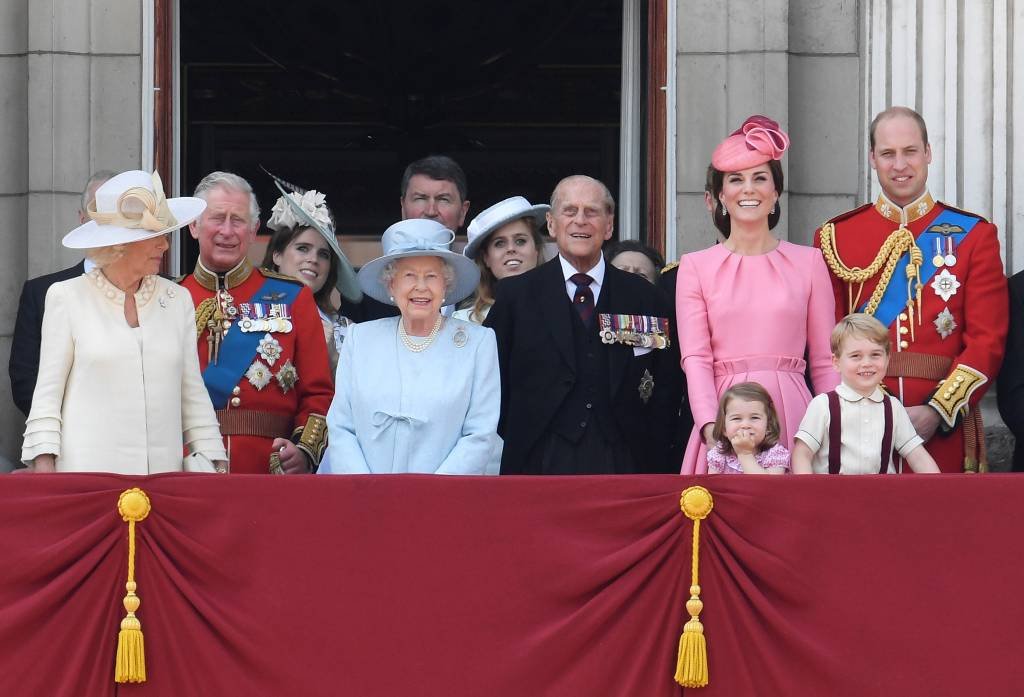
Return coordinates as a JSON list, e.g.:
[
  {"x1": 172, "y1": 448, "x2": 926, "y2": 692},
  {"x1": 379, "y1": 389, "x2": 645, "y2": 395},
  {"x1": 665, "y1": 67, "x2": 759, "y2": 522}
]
[{"x1": 678, "y1": 115, "x2": 838, "y2": 473}]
